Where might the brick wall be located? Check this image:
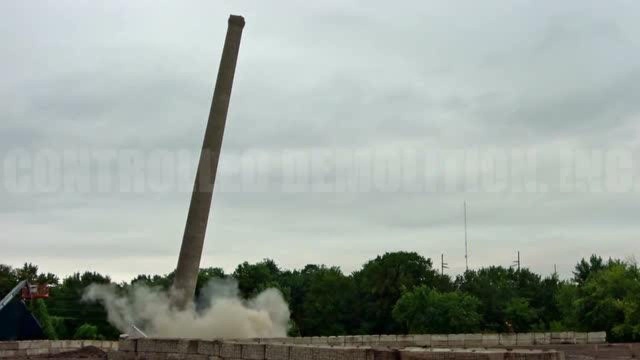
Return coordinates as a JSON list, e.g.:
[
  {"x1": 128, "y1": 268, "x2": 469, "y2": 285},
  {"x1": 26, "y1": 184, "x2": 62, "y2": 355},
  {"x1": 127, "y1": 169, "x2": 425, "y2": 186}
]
[
  {"x1": 109, "y1": 339, "x2": 565, "y2": 360},
  {"x1": 247, "y1": 332, "x2": 607, "y2": 347},
  {"x1": 0, "y1": 333, "x2": 610, "y2": 359}
]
